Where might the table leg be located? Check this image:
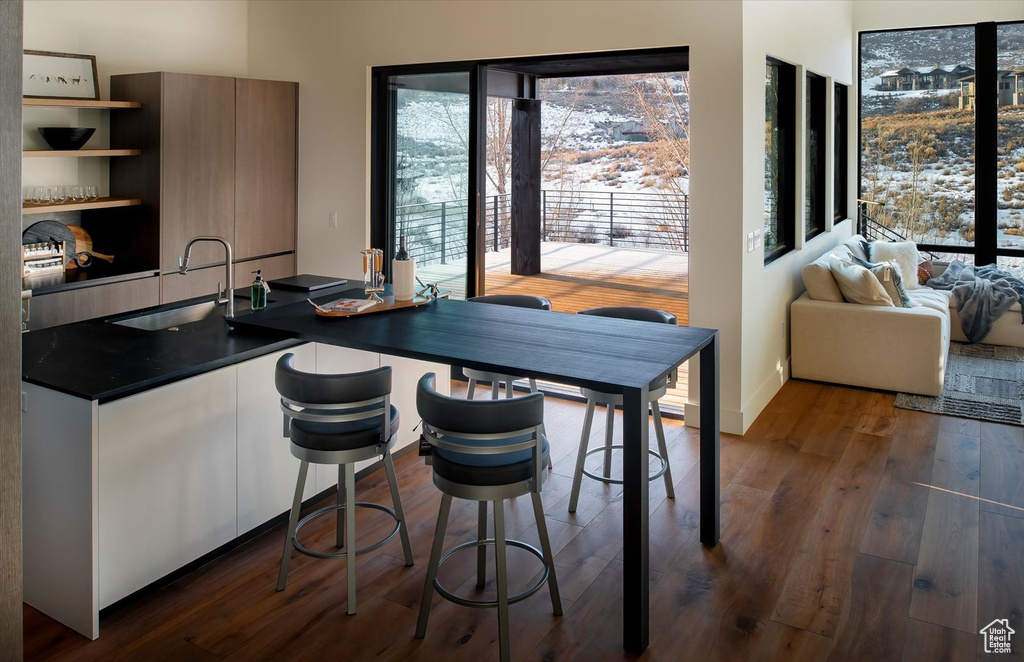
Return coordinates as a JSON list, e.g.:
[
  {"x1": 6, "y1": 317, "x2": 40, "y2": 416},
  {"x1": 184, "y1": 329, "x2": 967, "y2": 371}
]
[
  {"x1": 699, "y1": 333, "x2": 721, "y2": 546},
  {"x1": 621, "y1": 383, "x2": 650, "y2": 654}
]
